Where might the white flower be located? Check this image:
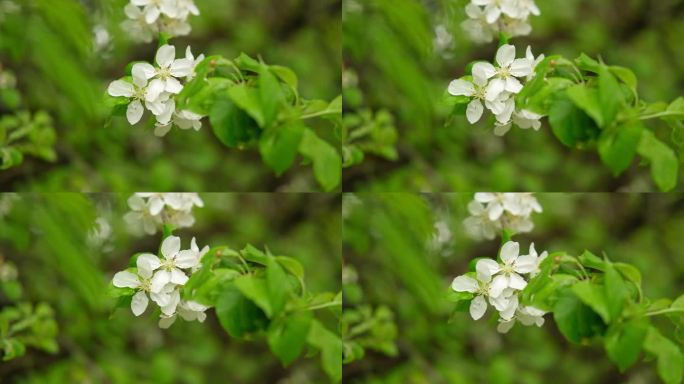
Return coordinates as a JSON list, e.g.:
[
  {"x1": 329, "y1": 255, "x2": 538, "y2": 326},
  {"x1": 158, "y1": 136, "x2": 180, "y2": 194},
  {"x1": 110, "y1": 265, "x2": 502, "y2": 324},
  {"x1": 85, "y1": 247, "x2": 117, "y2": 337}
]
[
  {"x1": 107, "y1": 73, "x2": 148, "y2": 125},
  {"x1": 121, "y1": 3, "x2": 159, "y2": 43},
  {"x1": 464, "y1": 193, "x2": 542, "y2": 240},
  {"x1": 88, "y1": 217, "x2": 112, "y2": 248},
  {"x1": 461, "y1": 4, "x2": 498, "y2": 44},
  {"x1": 519, "y1": 242, "x2": 548, "y2": 277},
  {"x1": 448, "y1": 62, "x2": 515, "y2": 124},
  {"x1": 494, "y1": 109, "x2": 544, "y2": 136},
  {"x1": 92, "y1": 25, "x2": 111, "y2": 53},
  {"x1": 148, "y1": 235, "x2": 201, "y2": 293},
  {"x1": 131, "y1": 0, "x2": 179, "y2": 23},
  {"x1": 462, "y1": 0, "x2": 539, "y2": 44},
  {"x1": 463, "y1": 200, "x2": 502, "y2": 241},
  {"x1": 124, "y1": 194, "x2": 163, "y2": 235},
  {"x1": 472, "y1": 0, "x2": 519, "y2": 23},
  {"x1": 451, "y1": 258, "x2": 514, "y2": 320},
  {"x1": 477, "y1": 241, "x2": 537, "y2": 296},
  {"x1": 184, "y1": 46, "x2": 205, "y2": 81},
  {"x1": 483, "y1": 44, "x2": 533, "y2": 101},
  {"x1": 153, "y1": 109, "x2": 204, "y2": 137},
  {"x1": 525, "y1": 46, "x2": 545, "y2": 81},
  {"x1": 497, "y1": 305, "x2": 546, "y2": 333},
  {"x1": 158, "y1": 300, "x2": 209, "y2": 329},
  {"x1": 136, "y1": 45, "x2": 193, "y2": 101},
  {"x1": 112, "y1": 253, "x2": 173, "y2": 316}
]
